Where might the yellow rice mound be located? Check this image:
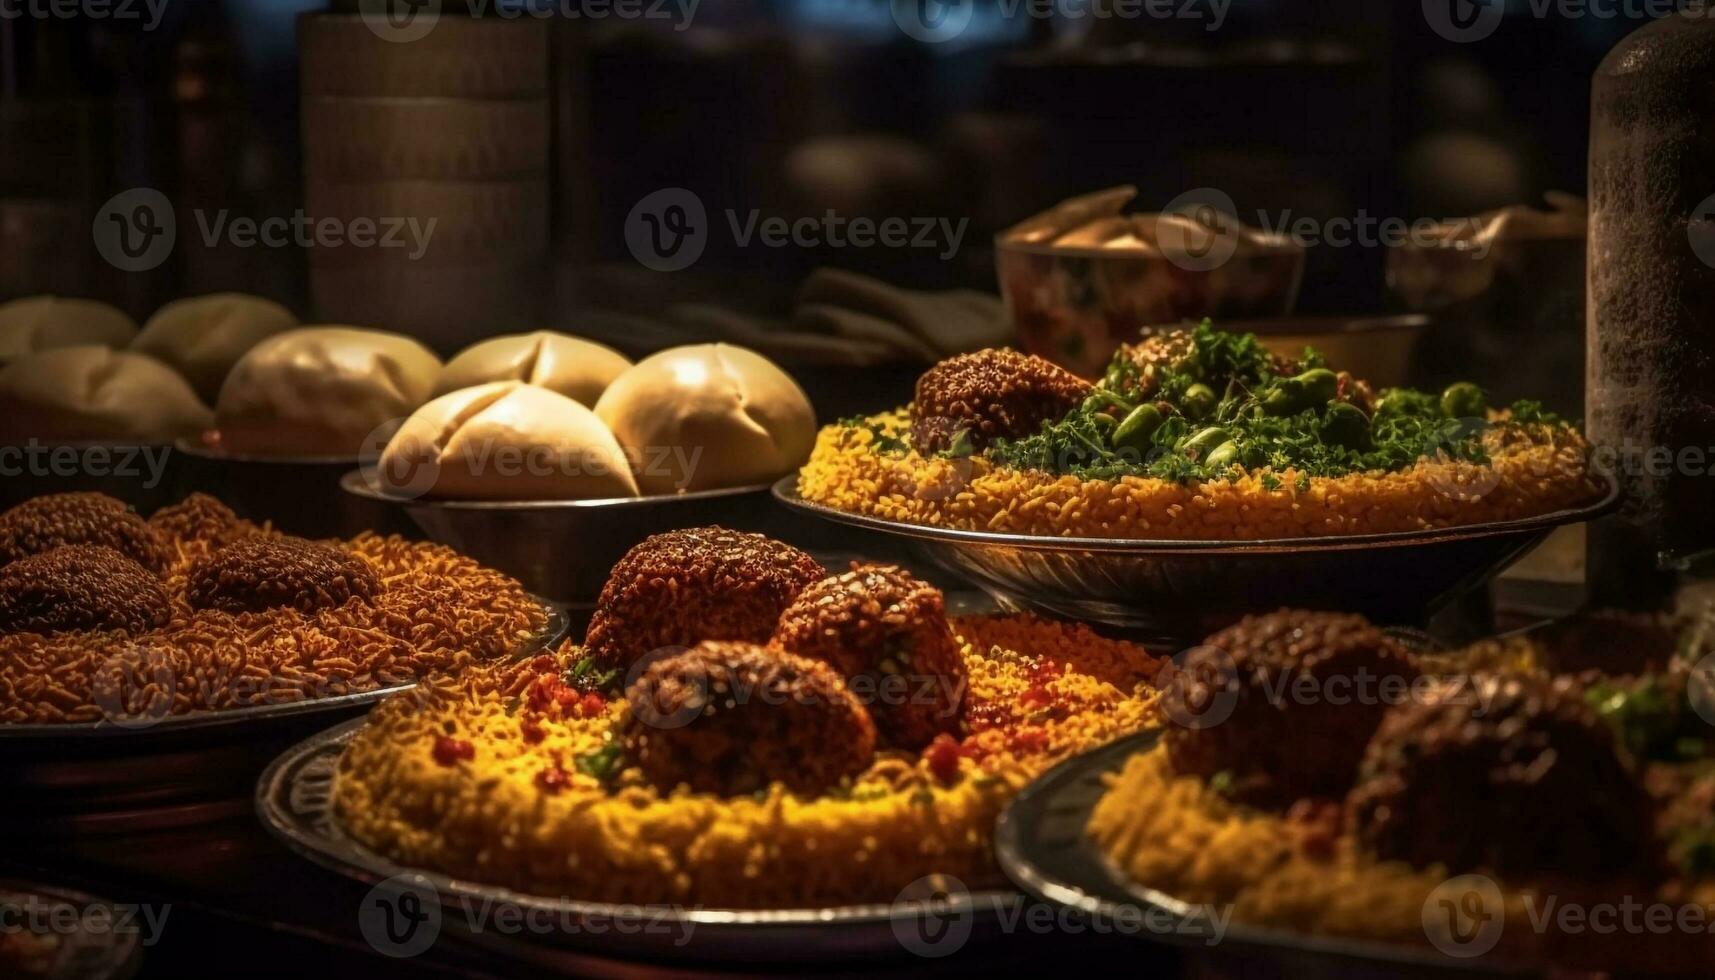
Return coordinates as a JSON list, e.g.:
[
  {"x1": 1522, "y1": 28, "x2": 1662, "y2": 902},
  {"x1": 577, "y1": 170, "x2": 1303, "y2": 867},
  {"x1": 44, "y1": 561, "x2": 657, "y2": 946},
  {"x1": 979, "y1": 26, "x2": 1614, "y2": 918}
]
[
  {"x1": 334, "y1": 614, "x2": 1161, "y2": 908},
  {"x1": 1090, "y1": 744, "x2": 1715, "y2": 970},
  {"x1": 799, "y1": 411, "x2": 1603, "y2": 539}
]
